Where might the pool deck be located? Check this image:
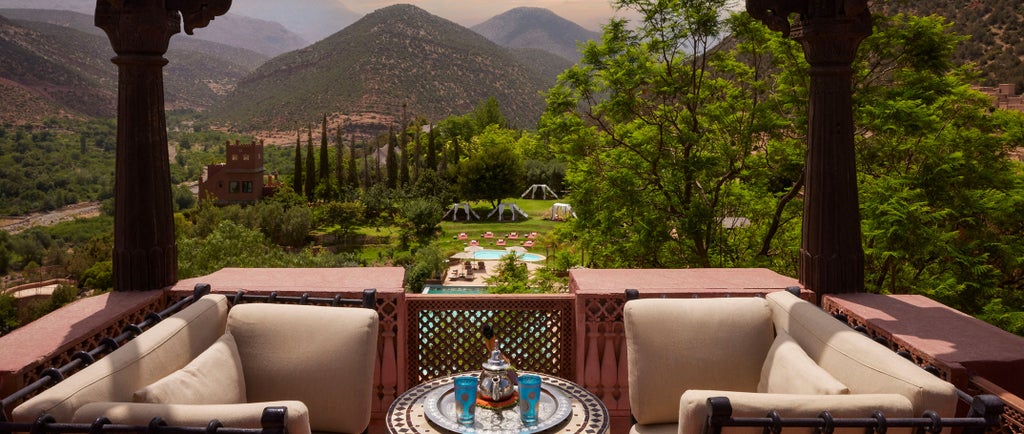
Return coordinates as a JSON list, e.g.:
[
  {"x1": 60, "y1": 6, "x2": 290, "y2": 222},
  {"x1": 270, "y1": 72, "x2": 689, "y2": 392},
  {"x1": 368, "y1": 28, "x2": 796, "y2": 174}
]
[{"x1": 444, "y1": 258, "x2": 544, "y2": 286}]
